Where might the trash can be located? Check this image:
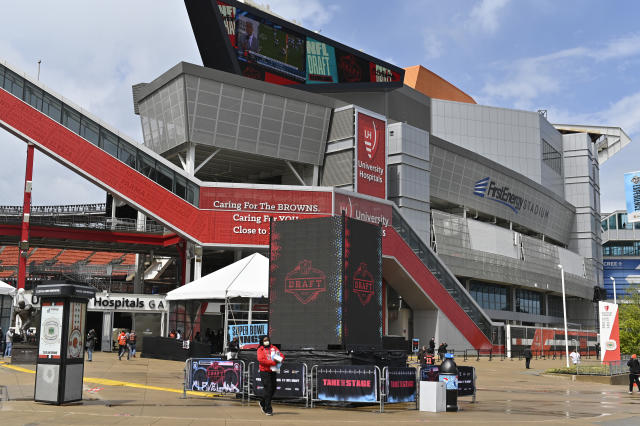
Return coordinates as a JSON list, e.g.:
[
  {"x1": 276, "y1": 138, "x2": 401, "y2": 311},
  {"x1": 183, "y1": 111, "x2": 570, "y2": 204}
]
[{"x1": 34, "y1": 281, "x2": 95, "y2": 405}]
